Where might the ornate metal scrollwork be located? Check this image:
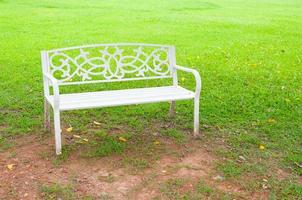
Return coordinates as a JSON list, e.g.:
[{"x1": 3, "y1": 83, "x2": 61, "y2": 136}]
[{"x1": 48, "y1": 45, "x2": 171, "y2": 83}]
